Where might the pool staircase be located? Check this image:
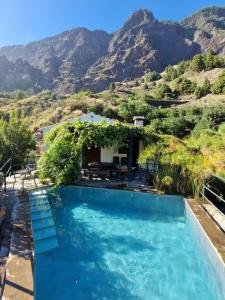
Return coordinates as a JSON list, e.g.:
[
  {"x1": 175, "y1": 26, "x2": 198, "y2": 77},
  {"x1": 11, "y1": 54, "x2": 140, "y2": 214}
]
[{"x1": 29, "y1": 190, "x2": 58, "y2": 254}]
